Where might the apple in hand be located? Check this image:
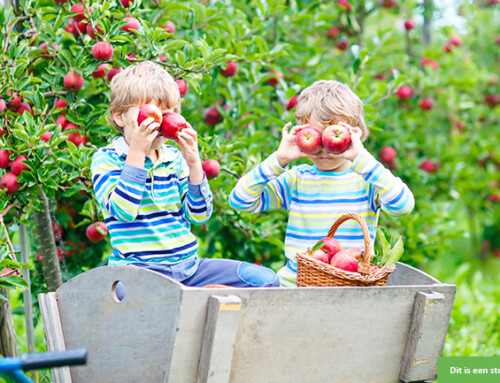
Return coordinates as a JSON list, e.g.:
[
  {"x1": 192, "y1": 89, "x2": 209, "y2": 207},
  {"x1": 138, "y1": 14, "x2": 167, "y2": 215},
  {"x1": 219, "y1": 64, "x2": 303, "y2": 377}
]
[
  {"x1": 316, "y1": 237, "x2": 342, "y2": 262},
  {"x1": 202, "y1": 159, "x2": 221, "y2": 180},
  {"x1": 86, "y1": 222, "x2": 108, "y2": 242},
  {"x1": 296, "y1": 127, "x2": 323, "y2": 155},
  {"x1": 309, "y1": 249, "x2": 329, "y2": 264},
  {"x1": 322, "y1": 125, "x2": 351, "y2": 154},
  {"x1": 161, "y1": 113, "x2": 188, "y2": 139},
  {"x1": 137, "y1": 104, "x2": 162, "y2": 126},
  {"x1": 1, "y1": 172, "x2": 20, "y2": 194},
  {"x1": 330, "y1": 250, "x2": 358, "y2": 272}
]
